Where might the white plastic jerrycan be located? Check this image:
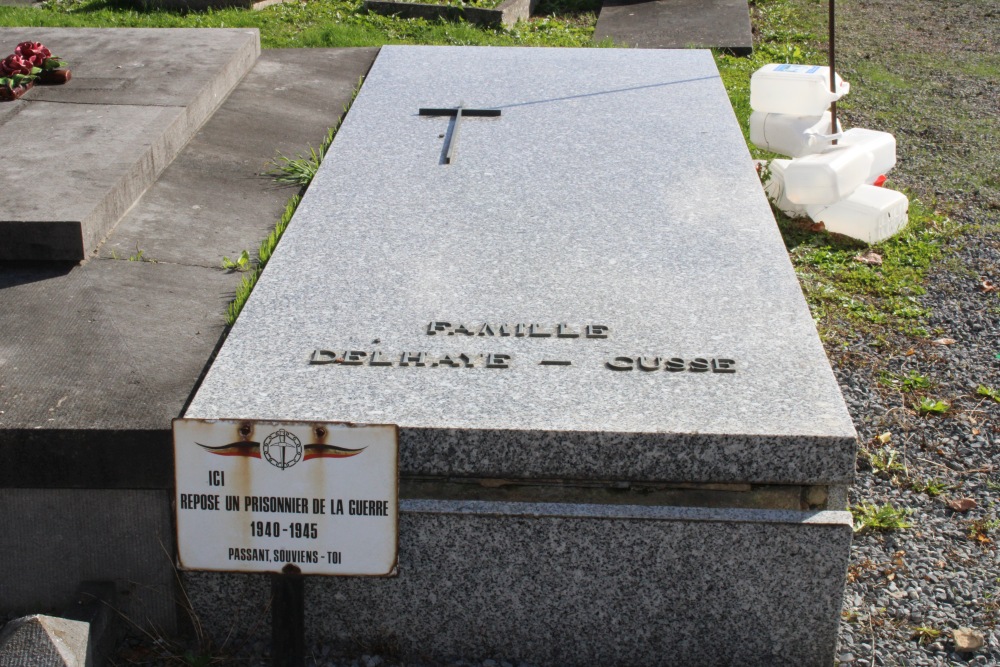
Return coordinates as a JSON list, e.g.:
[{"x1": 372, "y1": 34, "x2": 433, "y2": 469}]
[
  {"x1": 749, "y1": 110, "x2": 842, "y2": 158},
  {"x1": 750, "y1": 64, "x2": 850, "y2": 116},
  {"x1": 782, "y1": 144, "x2": 873, "y2": 205},
  {"x1": 761, "y1": 159, "x2": 809, "y2": 218},
  {"x1": 836, "y1": 127, "x2": 897, "y2": 183},
  {"x1": 807, "y1": 185, "x2": 909, "y2": 244}
]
